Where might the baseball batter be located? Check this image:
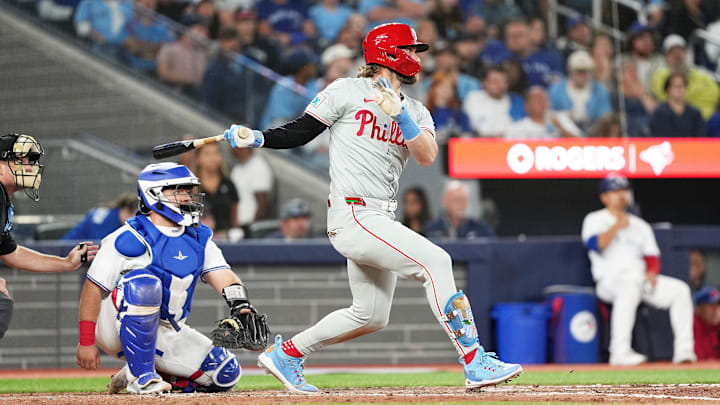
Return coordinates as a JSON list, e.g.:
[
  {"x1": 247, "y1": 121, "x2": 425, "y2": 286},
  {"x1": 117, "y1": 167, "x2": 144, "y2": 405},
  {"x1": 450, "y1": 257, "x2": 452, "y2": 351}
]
[
  {"x1": 76, "y1": 163, "x2": 267, "y2": 394},
  {"x1": 224, "y1": 23, "x2": 522, "y2": 393},
  {"x1": 581, "y1": 174, "x2": 695, "y2": 365}
]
